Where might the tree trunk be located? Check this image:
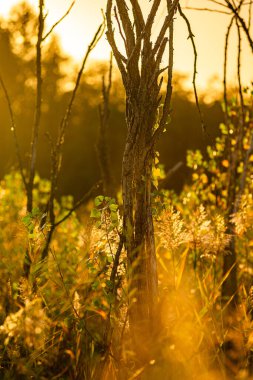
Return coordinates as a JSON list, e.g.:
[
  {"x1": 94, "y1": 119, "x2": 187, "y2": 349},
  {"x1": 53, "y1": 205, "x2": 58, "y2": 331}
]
[
  {"x1": 122, "y1": 103, "x2": 158, "y2": 340},
  {"x1": 105, "y1": 0, "x2": 177, "y2": 353}
]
